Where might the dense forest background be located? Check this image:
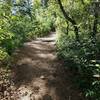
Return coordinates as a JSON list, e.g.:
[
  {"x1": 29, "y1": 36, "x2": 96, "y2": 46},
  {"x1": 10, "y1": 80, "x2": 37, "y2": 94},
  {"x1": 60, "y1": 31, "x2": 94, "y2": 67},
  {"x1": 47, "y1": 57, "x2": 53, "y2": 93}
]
[{"x1": 0, "y1": 0, "x2": 100, "y2": 99}]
